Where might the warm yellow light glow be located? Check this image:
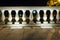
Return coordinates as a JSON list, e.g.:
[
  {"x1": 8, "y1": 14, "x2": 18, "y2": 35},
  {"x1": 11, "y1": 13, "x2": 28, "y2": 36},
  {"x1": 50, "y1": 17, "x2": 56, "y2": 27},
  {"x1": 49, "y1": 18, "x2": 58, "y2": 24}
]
[
  {"x1": 57, "y1": 0, "x2": 60, "y2": 3},
  {"x1": 47, "y1": 0, "x2": 60, "y2": 6},
  {"x1": 58, "y1": 0, "x2": 60, "y2": 2}
]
